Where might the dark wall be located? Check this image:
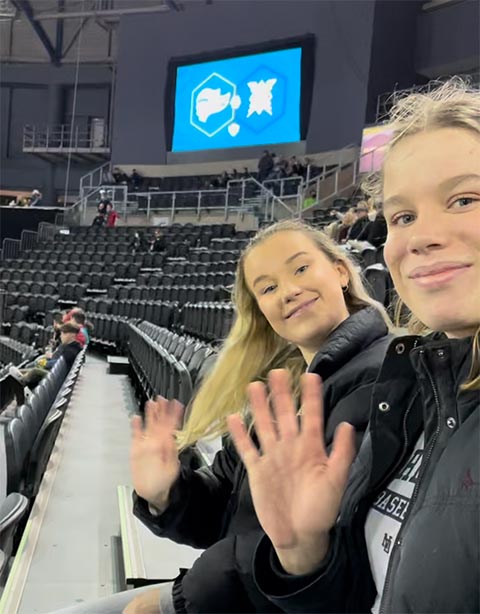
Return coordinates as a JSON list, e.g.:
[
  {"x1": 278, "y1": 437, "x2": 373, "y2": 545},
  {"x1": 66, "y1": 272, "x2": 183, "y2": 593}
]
[
  {"x1": 0, "y1": 64, "x2": 112, "y2": 204},
  {"x1": 112, "y1": 0, "x2": 378, "y2": 165},
  {"x1": 365, "y1": 1, "x2": 423, "y2": 124},
  {"x1": 416, "y1": 0, "x2": 480, "y2": 77}
]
